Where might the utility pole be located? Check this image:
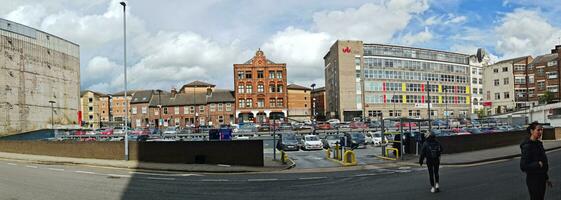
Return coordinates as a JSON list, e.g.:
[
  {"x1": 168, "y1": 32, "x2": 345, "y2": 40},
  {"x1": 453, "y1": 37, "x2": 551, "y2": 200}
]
[
  {"x1": 120, "y1": 1, "x2": 129, "y2": 161},
  {"x1": 445, "y1": 88, "x2": 449, "y2": 129},
  {"x1": 310, "y1": 83, "x2": 316, "y2": 123},
  {"x1": 427, "y1": 81, "x2": 432, "y2": 132}
]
